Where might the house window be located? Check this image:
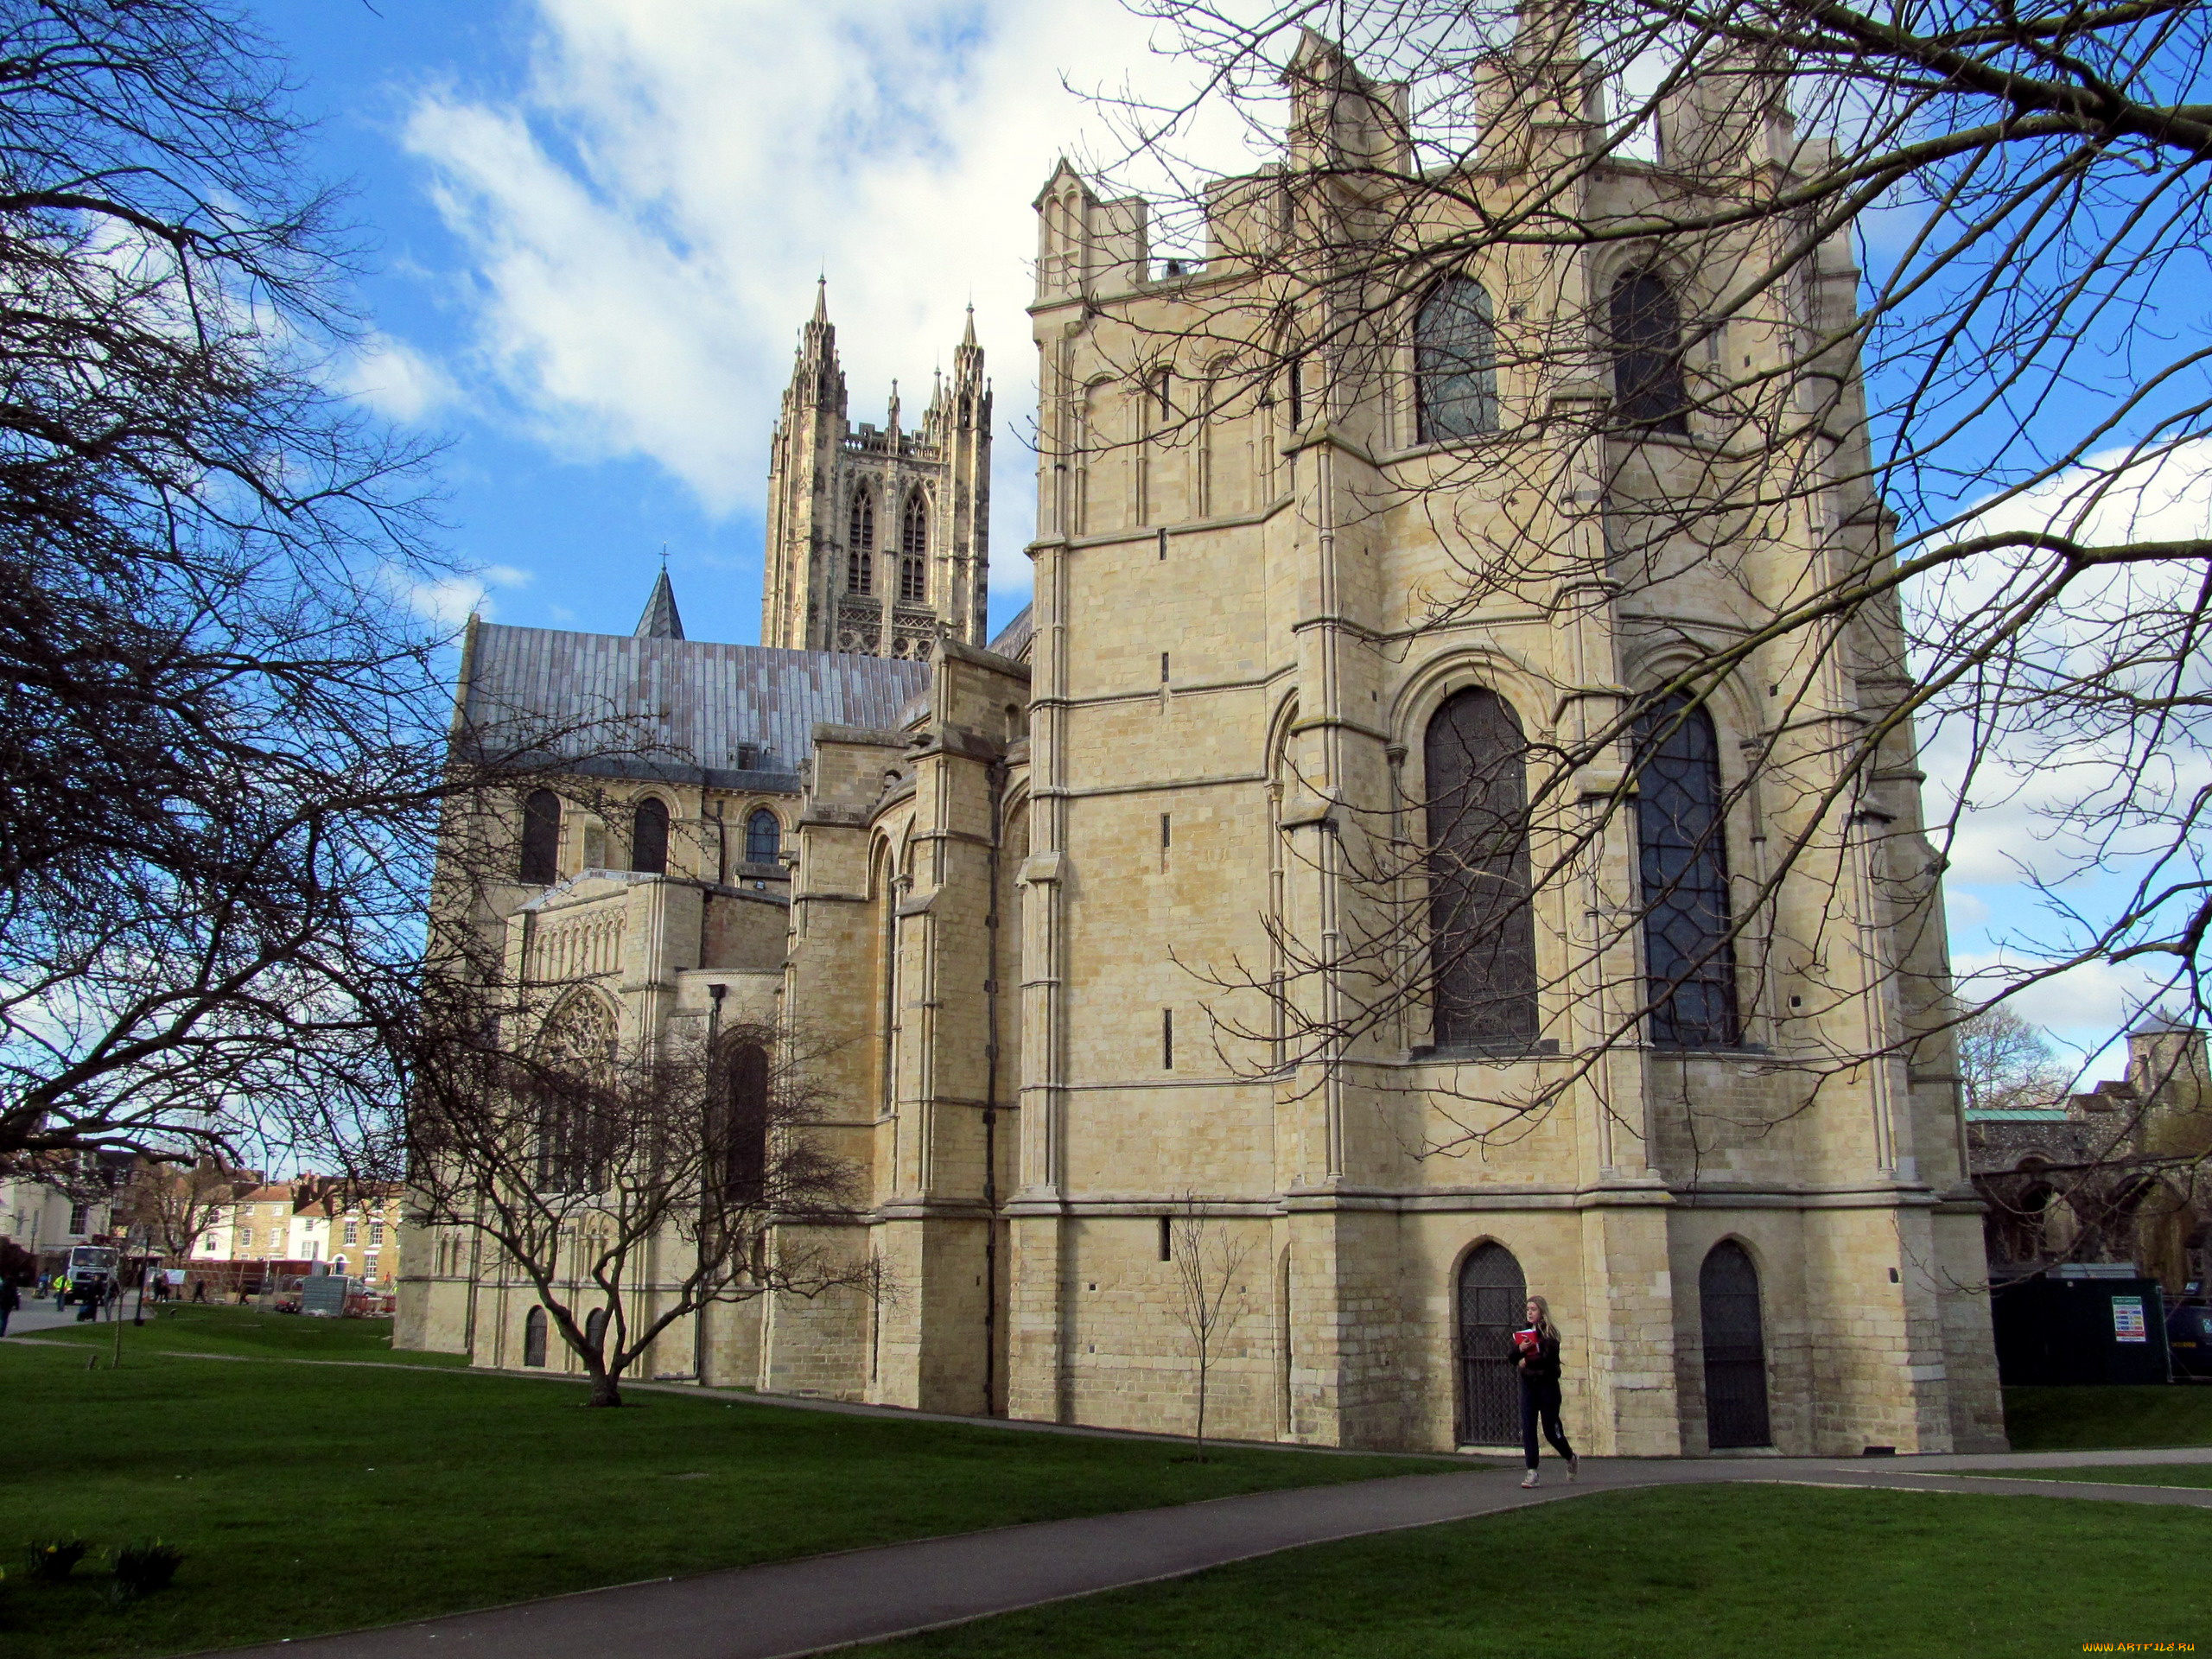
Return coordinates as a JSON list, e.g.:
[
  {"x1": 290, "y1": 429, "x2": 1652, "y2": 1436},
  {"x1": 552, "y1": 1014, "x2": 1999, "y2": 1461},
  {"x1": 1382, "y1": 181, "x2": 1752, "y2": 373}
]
[
  {"x1": 519, "y1": 789, "x2": 561, "y2": 884},
  {"x1": 369, "y1": 1222, "x2": 384, "y2": 1246},
  {"x1": 745, "y1": 809, "x2": 782, "y2": 866},
  {"x1": 1425, "y1": 687, "x2": 1538, "y2": 1046},
  {"x1": 632, "y1": 798, "x2": 670, "y2": 875},
  {"x1": 1414, "y1": 277, "x2": 1499, "y2": 442},
  {"x1": 67, "y1": 1203, "x2": 89, "y2": 1234},
  {"x1": 238, "y1": 1226, "x2": 253, "y2": 1247},
  {"x1": 344, "y1": 1221, "x2": 359, "y2": 1245},
  {"x1": 1610, "y1": 270, "x2": 1689, "y2": 432}
]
